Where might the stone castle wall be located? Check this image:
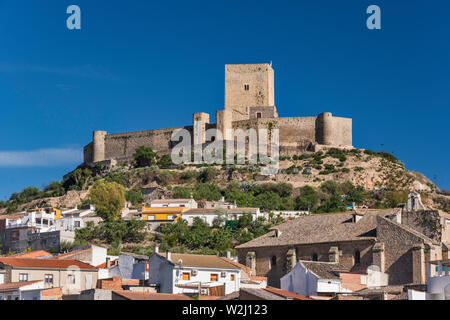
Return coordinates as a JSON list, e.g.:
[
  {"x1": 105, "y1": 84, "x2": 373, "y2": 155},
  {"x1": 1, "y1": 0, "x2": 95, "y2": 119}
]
[
  {"x1": 83, "y1": 113, "x2": 352, "y2": 164},
  {"x1": 83, "y1": 63, "x2": 352, "y2": 165},
  {"x1": 85, "y1": 126, "x2": 194, "y2": 164}
]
